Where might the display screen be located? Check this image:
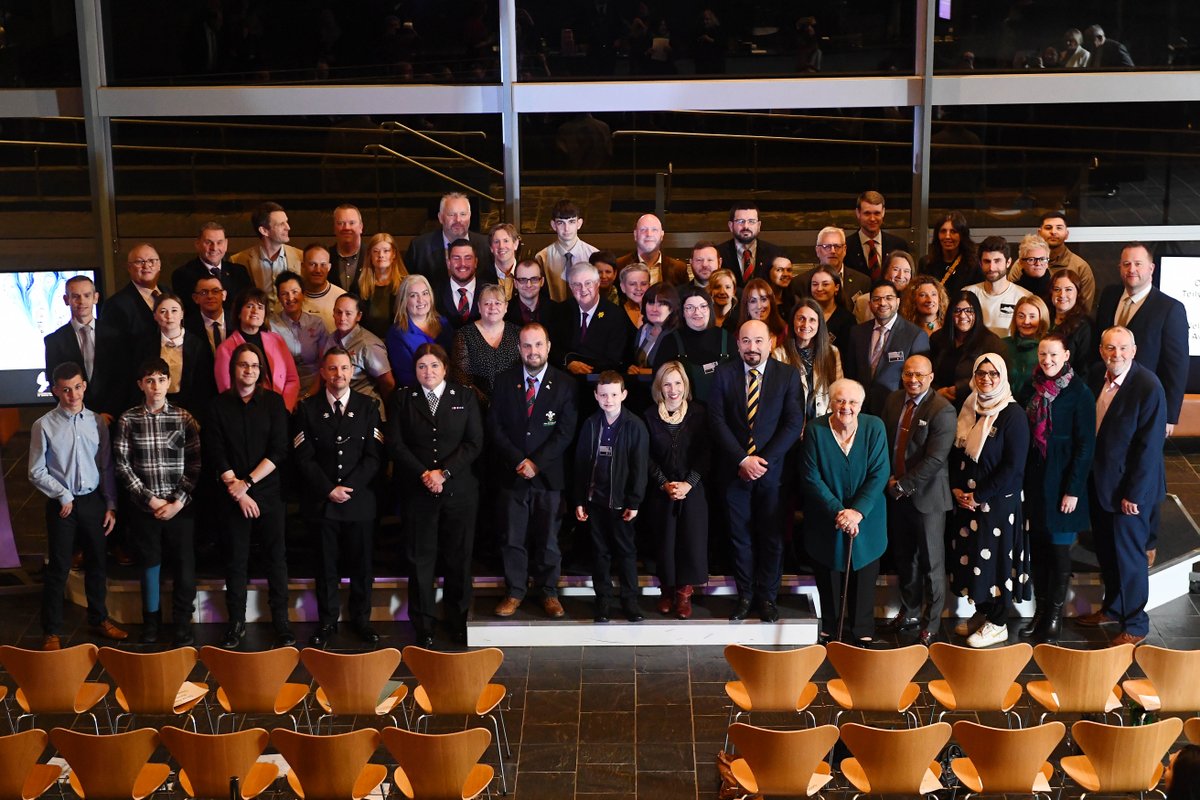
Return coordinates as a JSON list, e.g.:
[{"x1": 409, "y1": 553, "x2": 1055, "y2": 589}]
[
  {"x1": 0, "y1": 270, "x2": 96, "y2": 406},
  {"x1": 1156, "y1": 256, "x2": 1200, "y2": 392}
]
